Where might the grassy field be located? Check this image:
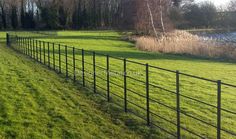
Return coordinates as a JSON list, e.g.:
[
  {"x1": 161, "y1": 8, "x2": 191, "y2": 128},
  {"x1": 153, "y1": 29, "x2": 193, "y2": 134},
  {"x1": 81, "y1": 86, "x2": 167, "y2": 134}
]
[
  {"x1": 3, "y1": 31, "x2": 236, "y2": 138},
  {"x1": 0, "y1": 41, "x2": 145, "y2": 138}
]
